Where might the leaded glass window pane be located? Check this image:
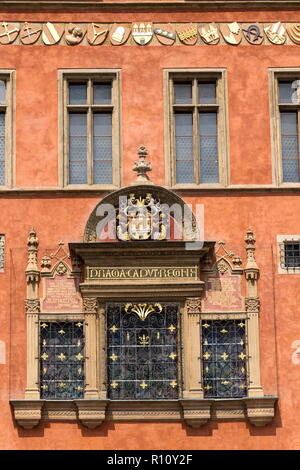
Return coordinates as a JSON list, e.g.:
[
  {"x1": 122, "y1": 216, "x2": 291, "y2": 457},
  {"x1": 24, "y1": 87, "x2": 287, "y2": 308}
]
[
  {"x1": 107, "y1": 303, "x2": 179, "y2": 400},
  {"x1": 0, "y1": 113, "x2": 5, "y2": 186},
  {"x1": 174, "y1": 83, "x2": 192, "y2": 104},
  {"x1": 0, "y1": 80, "x2": 6, "y2": 105},
  {"x1": 280, "y1": 112, "x2": 300, "y2": 182},
  {"x1": 202, "y1": 319, "x2": 247, "y2": 398},
  {"x1": 93, "y1": 113, "x2": 112, "y2": 184},
  {"x1": 69, "y1": 113, "x2": 87, "y2": 184},
  {"x1": 93, "y1": 83, "x2": 111, "y2": 104},
  {"x1": 175, "y1": 113, "x2": 194, "y2": 183},
  {"x1": 284, "y1": 242, "x2": 300, "y2": 267},
  {"x1": 198, "y1": 82, "x2": 216, "y2": 104},
  {"x1": 279, "y1": 81, "x2": 295, "y2": 104},
  {"x1": 69, "y1": 83, "x2": 87, "y2": 105},
  {"x1": 40, "y1": 321, "x2": 85, "y2": 399},
  {"x1": 199, "y1": 112, "x2": 219, "y2": 183}
]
